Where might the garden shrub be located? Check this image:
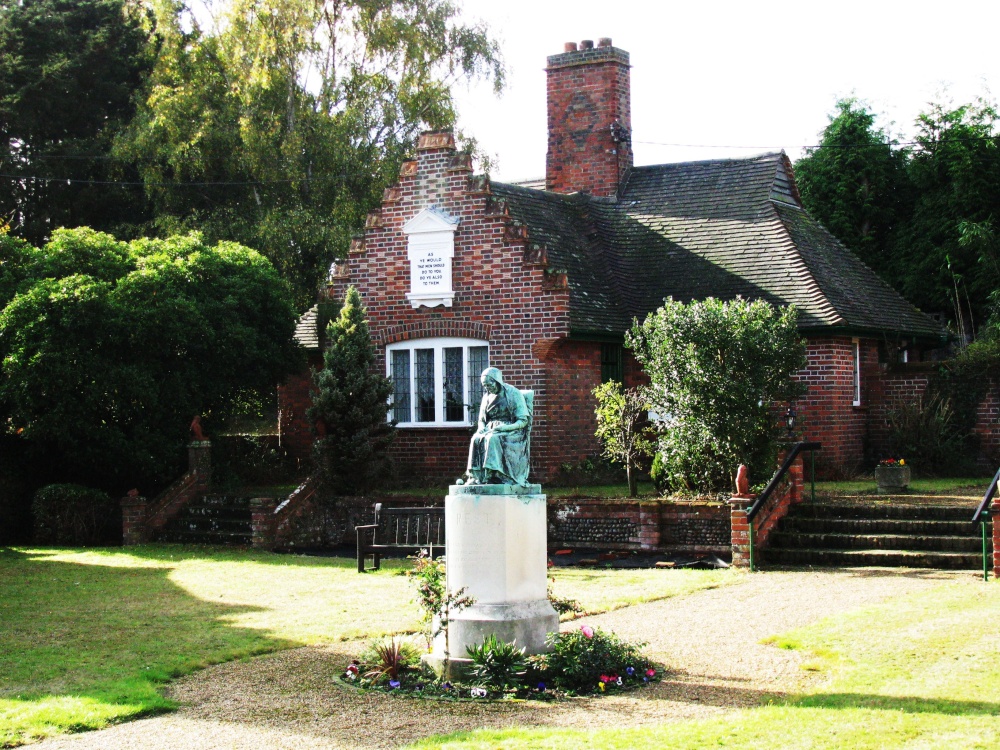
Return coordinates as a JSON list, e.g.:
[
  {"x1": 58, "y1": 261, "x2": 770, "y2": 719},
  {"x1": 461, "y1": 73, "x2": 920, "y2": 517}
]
[
  {"x1": 885, "y1": 394, "x2": 976, "y2": 475},
  {"x1": 358, "y1": 637, "x2": 422, "y2": 685},
  {"x1": 628, "y1": 297, "x2": 806, "y2": 493},
  {"x1": 540, "y1": 625, "x2": 656, "y2": 695},
  {"x1": 32, "y1": 484, "x2": 119, "y2": 545},
  {"x1": 466, "y1": 634, "x2": 528, "y2": 691}
]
